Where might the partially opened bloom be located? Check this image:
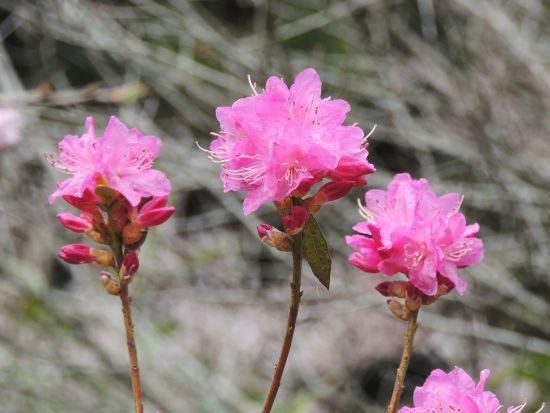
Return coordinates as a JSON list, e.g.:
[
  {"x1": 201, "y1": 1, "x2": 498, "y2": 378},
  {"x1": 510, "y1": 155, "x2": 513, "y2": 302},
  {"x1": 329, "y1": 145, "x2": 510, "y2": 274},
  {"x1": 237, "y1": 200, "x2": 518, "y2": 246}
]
[
  {"x1": 346, "y1": 173, "x2": 483, "y2": 297},
  {"x1": 206, "y1": 68, "x2": 374, "y2": 215},
  {"x1": 398, "y1": 367, "x2": 543, "y2": 413},
  {"x1": 48, "y1": 116, "x2": 170, "y2": 206}
]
